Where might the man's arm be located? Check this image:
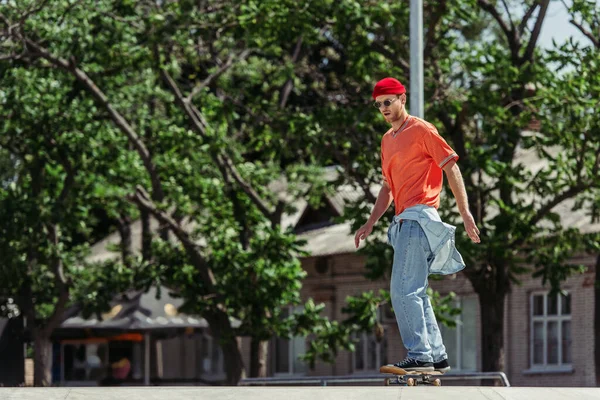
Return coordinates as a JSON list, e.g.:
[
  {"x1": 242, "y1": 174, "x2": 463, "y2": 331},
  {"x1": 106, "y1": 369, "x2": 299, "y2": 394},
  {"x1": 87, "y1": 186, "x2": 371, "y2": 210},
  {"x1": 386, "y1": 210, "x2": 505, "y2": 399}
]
[
  {"x1": 354, "y1": 182, "x2": 393, "y2": 248},
  {"x1": 368, "y1": 182, "x2": 394, "y2": 225},
  {"x1": 443, "y1": 160, "x2": 481, "y2": 243}
]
